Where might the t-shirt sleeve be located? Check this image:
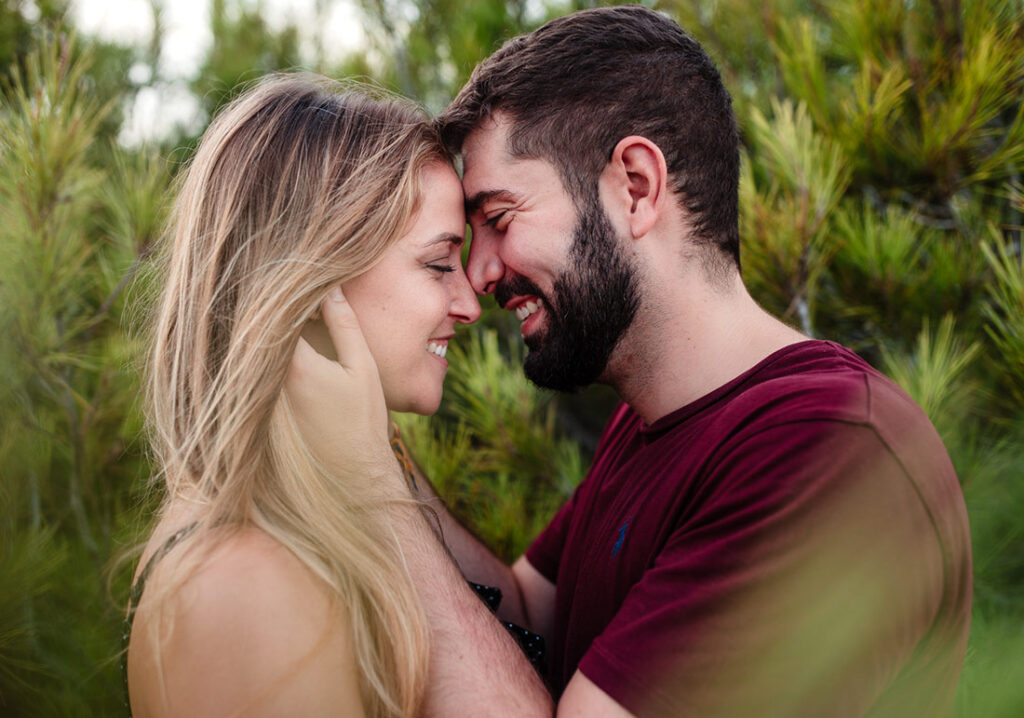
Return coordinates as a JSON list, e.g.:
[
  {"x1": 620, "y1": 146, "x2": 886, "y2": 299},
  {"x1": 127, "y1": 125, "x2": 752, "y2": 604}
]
[
  {"x1": 524, "y1": 487, "x2": 576, "y2": 583},
  {"x1": 577, "y1": 420, "x2": 948, "y2": 718},
  {"x1": 526, "y1": 402, "x2": 634, "y2": 584}
]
